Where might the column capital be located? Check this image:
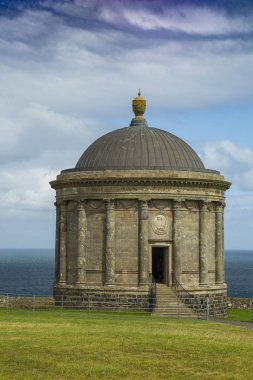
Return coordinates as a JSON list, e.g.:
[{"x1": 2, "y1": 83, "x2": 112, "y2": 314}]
[
  {"x1": 139, "y1": 198, "x2": 150, "y2": 203},
  {"x1": 172, "y1": 199, "x2": 185, "y2": 210},
  {"x1": 104, "y1": 199, "x2": 115, "y2": 209},
  {"x1": 216, "y1": 201, "x2": 226, "y2": 212},
  {"x1": 199, "y1": 200, "x2": 209, "y2": 212},
  {"x1": 139, "y1": 200, "x2": 149, "y2": 220},
  {"x1": 77, "y1": 199, "x2": 87, "y2": 211},
  {"x1": 139, "y1": 199, "x2": 149, "y2": 208},
  {"x1": 59, "y1": 200, "x2": 68, "y2": 208}
]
